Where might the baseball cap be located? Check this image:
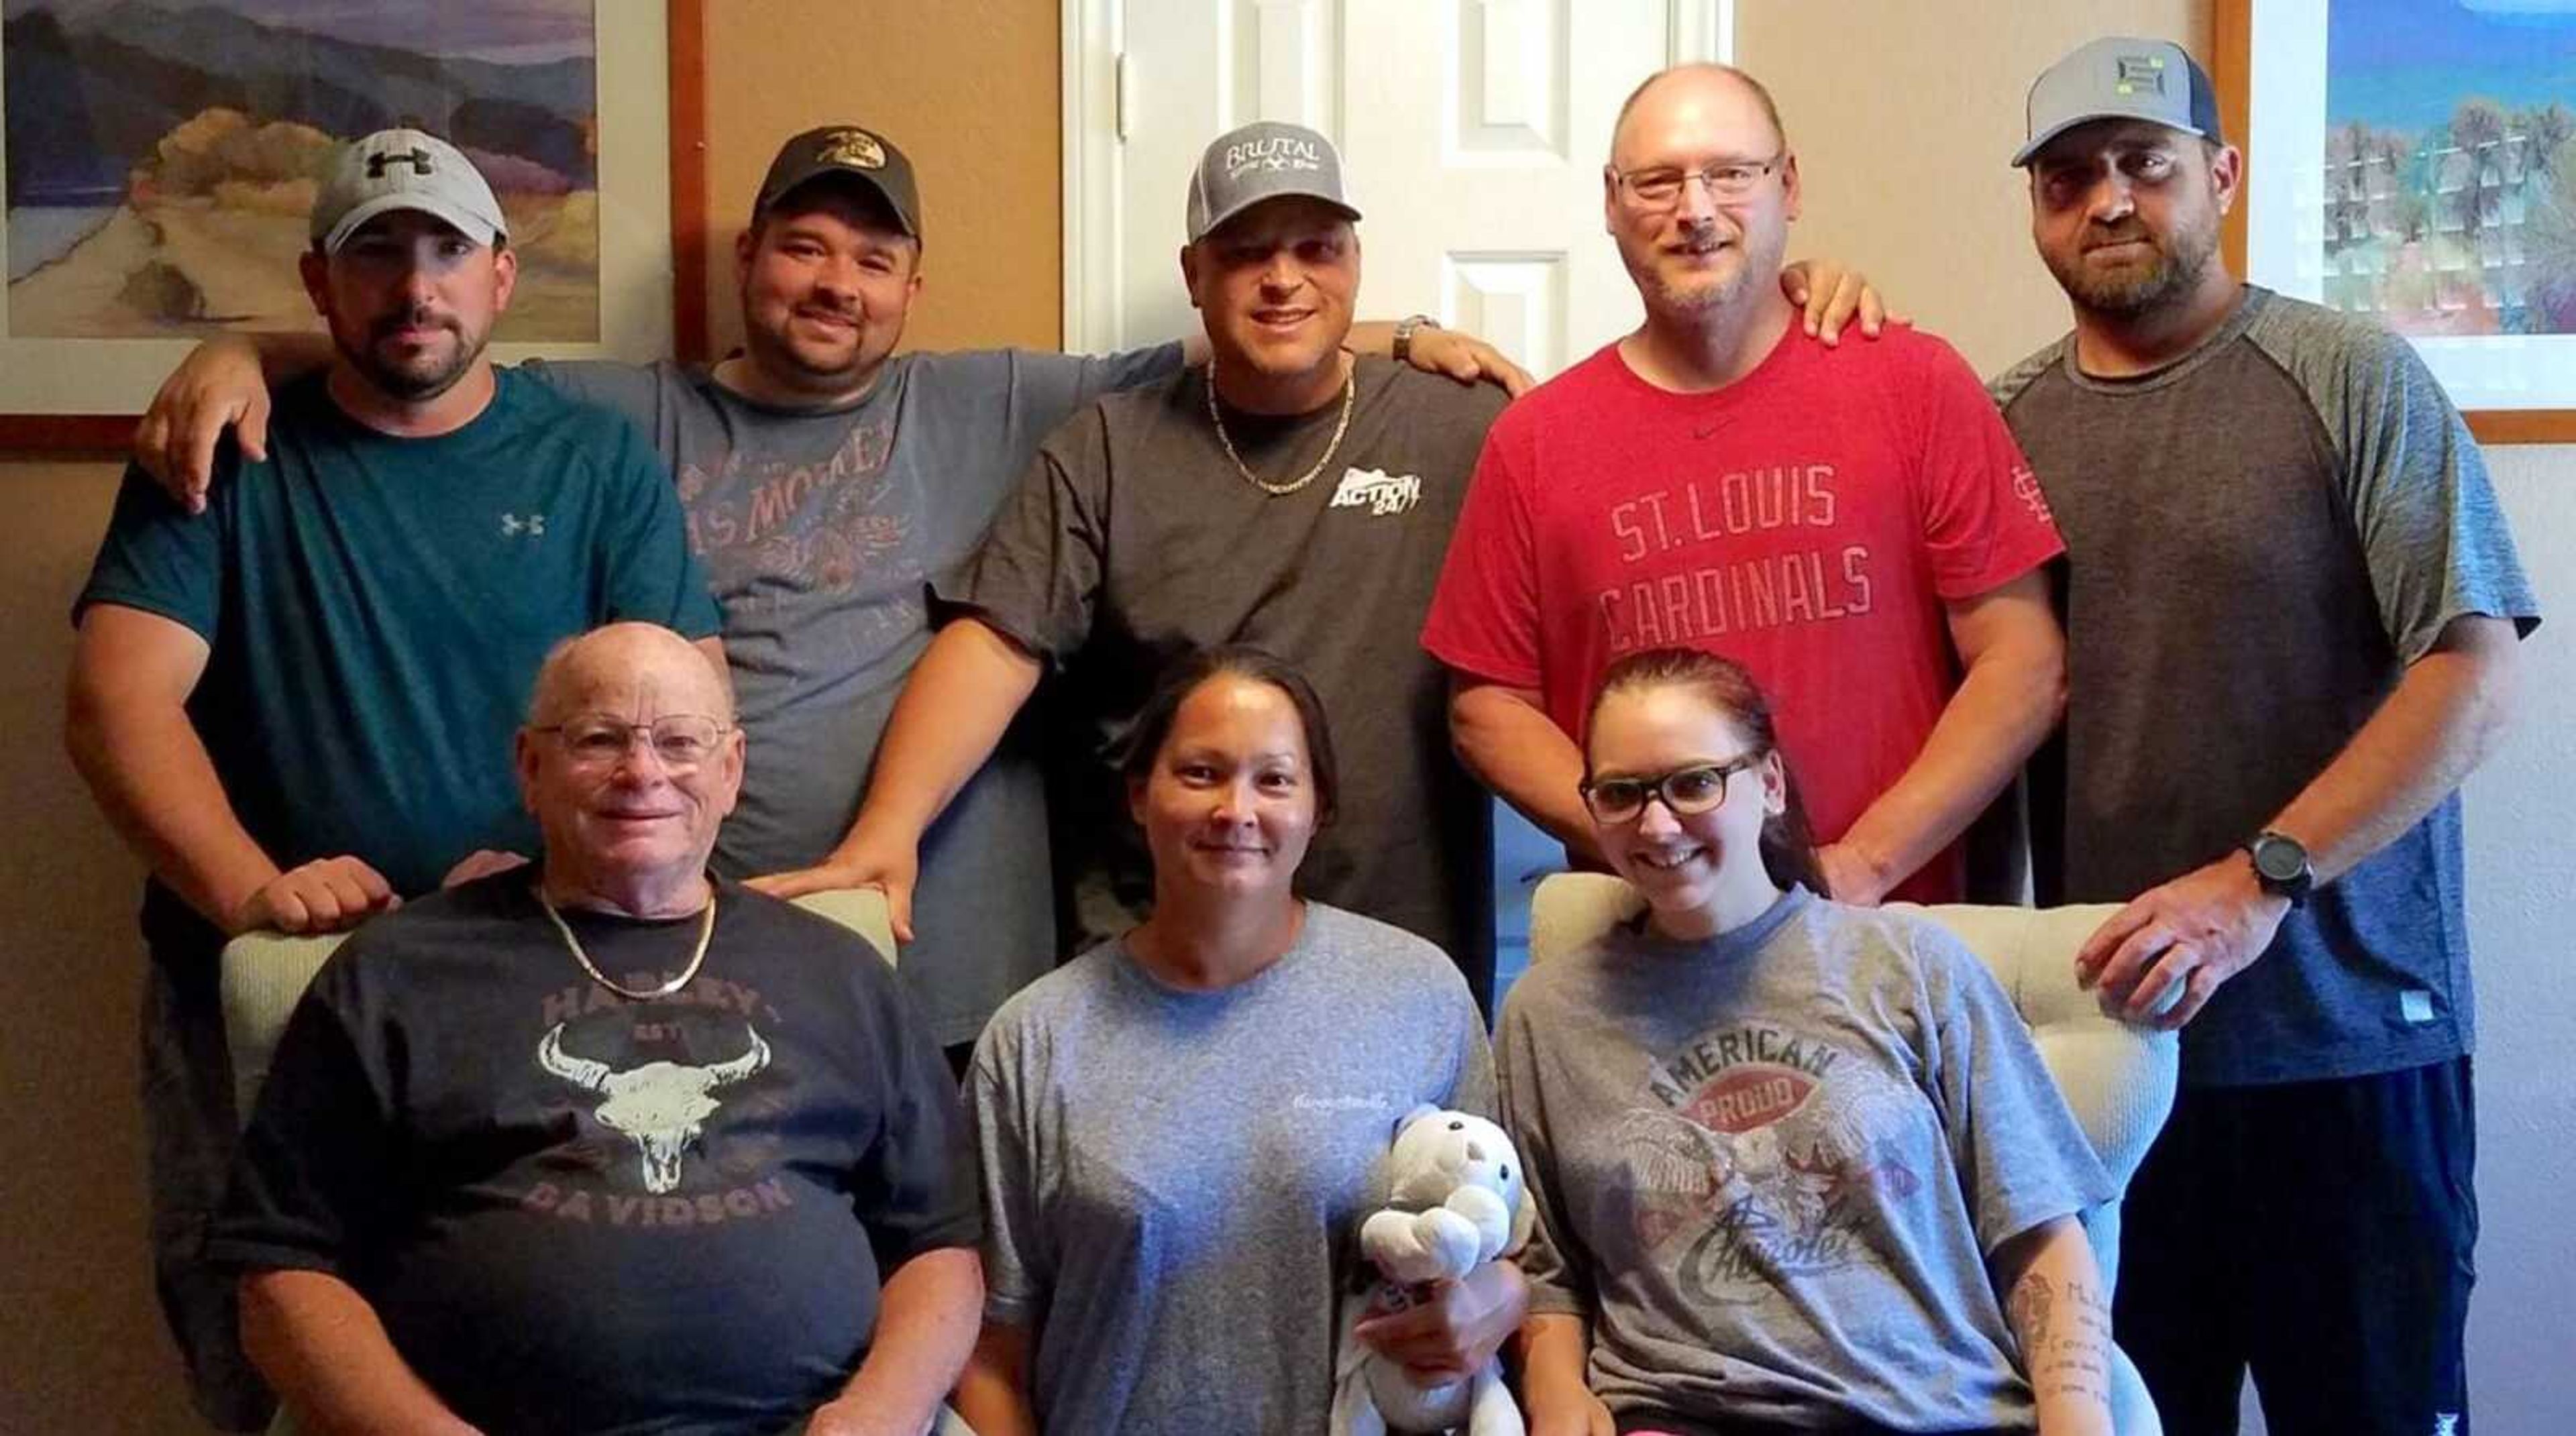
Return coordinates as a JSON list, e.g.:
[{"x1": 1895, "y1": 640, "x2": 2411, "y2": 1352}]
[
  {"x1": 753, "y1": 125, "x2": 924, "y2": 239},
  {"x1": 1184, "y1": 120, "x2": 1362, "y2": 243},
  {"x1": 310, "y1": 129, "x2": 507, "y2": 253},
  {"x1": 2012, "y1": 36, "x2": 2223, "y2": 167}
]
